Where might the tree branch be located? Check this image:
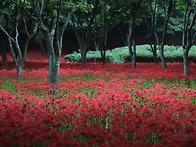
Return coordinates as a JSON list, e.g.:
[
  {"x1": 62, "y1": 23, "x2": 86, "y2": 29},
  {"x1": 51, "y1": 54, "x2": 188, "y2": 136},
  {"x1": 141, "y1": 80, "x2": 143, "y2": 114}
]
[
  {"x1": 11, "y1": 0, "x2": 38, "y2": 20},
  {"x1": 0, "y1": 24, "x2": 15, "y2": 43},
  {"x1": 192, "y1": 32, "x2": 196, "y2": 45}
]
